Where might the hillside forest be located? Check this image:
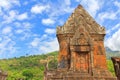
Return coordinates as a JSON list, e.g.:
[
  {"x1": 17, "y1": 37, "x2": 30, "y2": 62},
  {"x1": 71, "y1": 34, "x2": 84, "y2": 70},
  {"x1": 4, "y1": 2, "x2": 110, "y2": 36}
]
[{"x1": 0, "y1": 51, "x2": 119, "y2": 80}]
